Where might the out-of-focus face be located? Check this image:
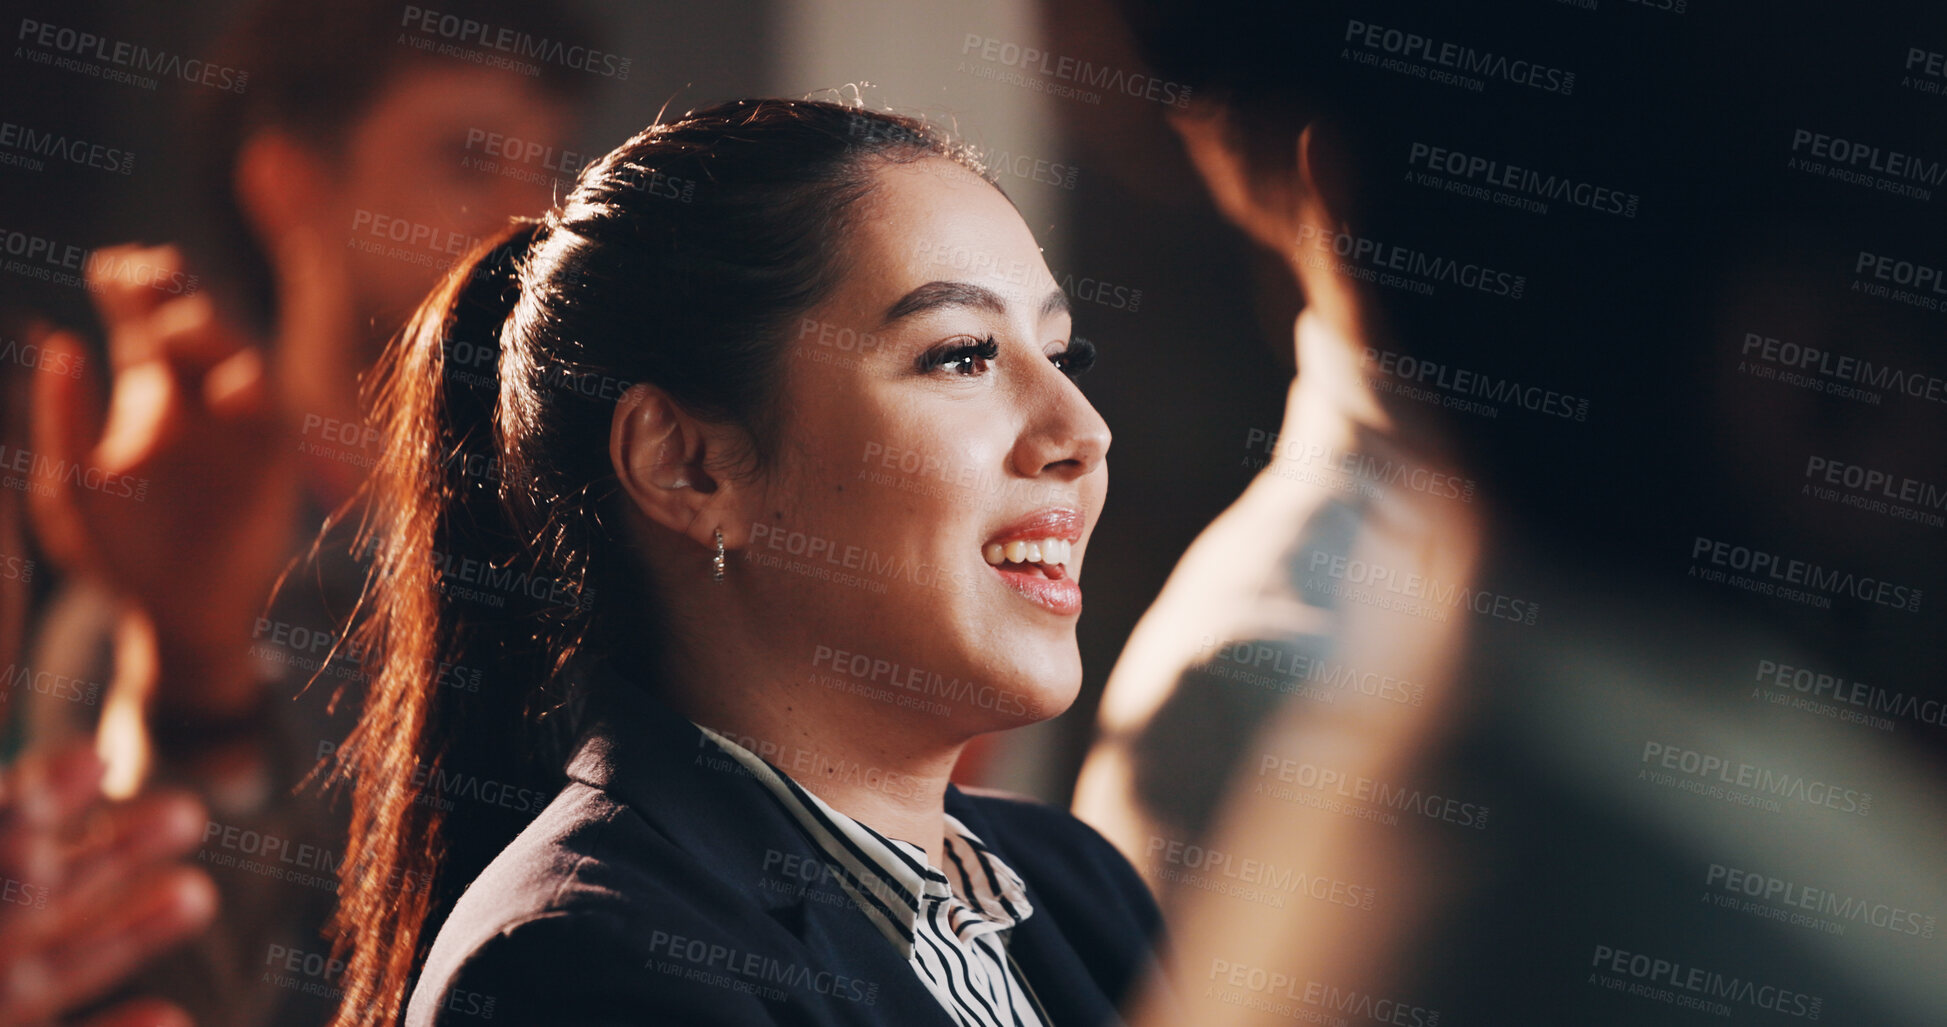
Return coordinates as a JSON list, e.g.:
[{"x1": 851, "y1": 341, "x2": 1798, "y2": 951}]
[
  {"x1": 739, "y1": 156, "x2": 1110, "y2": 740},
  {"x1": 277, "y1": 65, "x2": 569, "y2": 441},
  {"x1": 335, "y1": 66, "x2": 569, "y2": 338}
]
